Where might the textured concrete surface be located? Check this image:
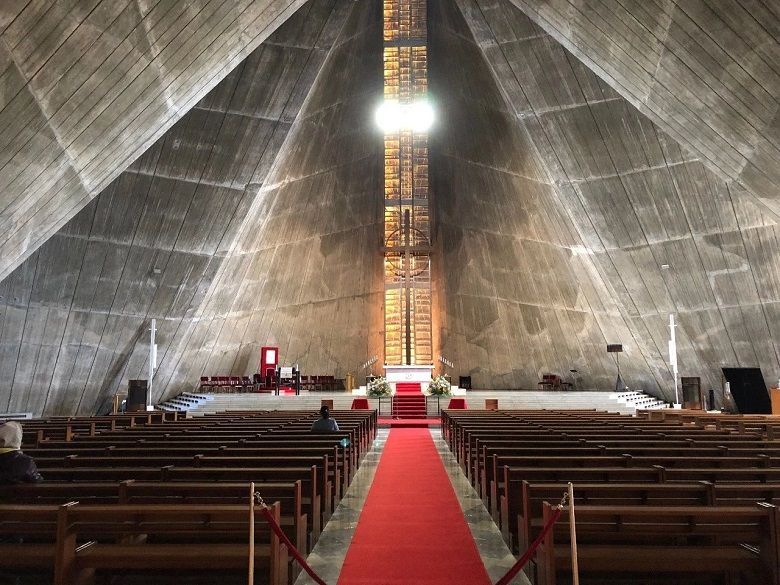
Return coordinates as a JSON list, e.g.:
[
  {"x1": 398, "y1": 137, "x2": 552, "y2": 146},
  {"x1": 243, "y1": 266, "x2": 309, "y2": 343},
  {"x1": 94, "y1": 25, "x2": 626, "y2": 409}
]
[
  {"x1": 0, "y1": 0, "x2": 307, "y2": 282},
  {"x1": 1, "y1": 0, "x2": 778, "y2": 414},
  {"x1": 430, "y1": 0, "x2": 664, "y2": 395},
  {"x1": 150, "y1": 0, "x2": 385, "y2": 405},
  {"x1": 0, "y1": 0, "x2": 353, "y2": 415},
  {"x1": 453, "y1": 0, "x2": 780, "y2": 401},
  {"x1": 506, "y1": 0, "x2": 780, "y2": 221}
]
